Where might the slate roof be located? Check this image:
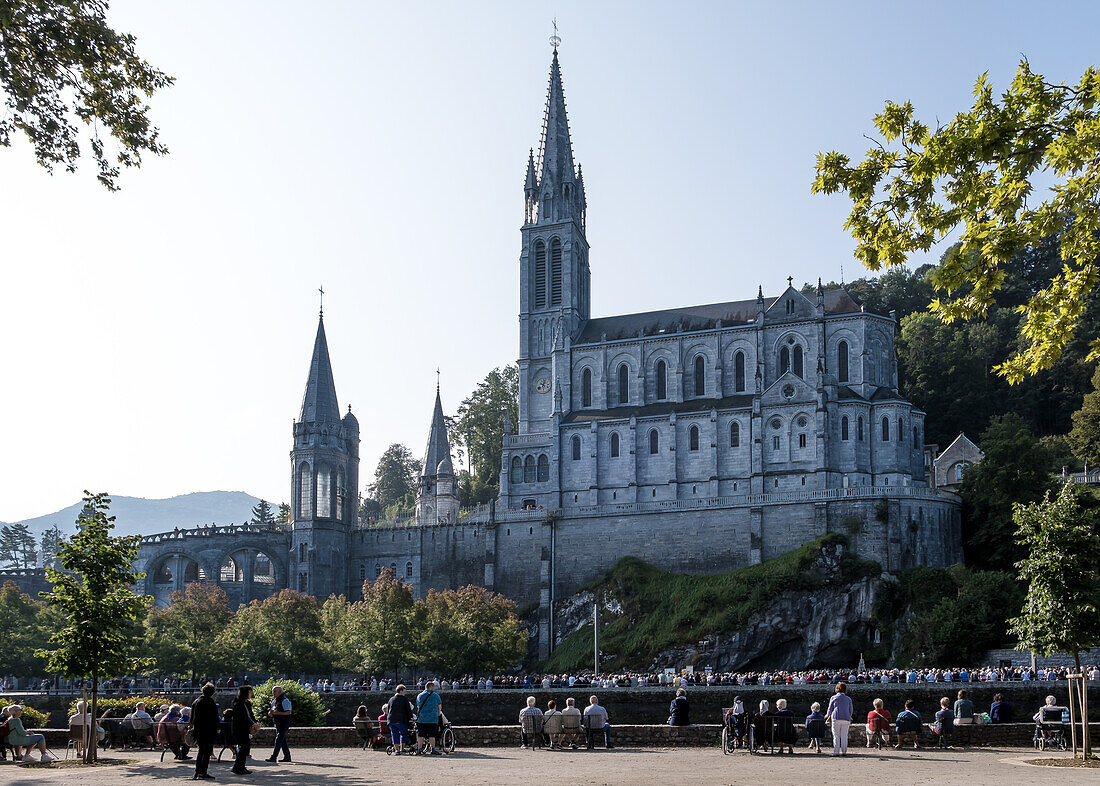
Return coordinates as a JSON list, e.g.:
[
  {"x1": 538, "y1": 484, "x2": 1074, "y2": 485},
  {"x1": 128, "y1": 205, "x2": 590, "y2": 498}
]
[
  {"x1": 422, "y1": 388, "x2": 453, "y2": 477},
  {"x1": 298, "y1": 315, "x2": 341, "y2": 426},
  {"x1": 576, "y1": 288, "x2": 865, "y2": 344}
]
